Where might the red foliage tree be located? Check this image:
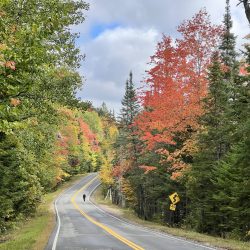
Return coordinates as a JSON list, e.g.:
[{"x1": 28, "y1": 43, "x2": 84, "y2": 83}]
[
  {"x1": 135, "y1": 10, "x2": 223, "y2": 179},
  {"x1": 78, "y1": 118, "x2": 99, "y2": 151},
  {"x1": 137, "y1": 10, "x2": 222, "y2": 150}
]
